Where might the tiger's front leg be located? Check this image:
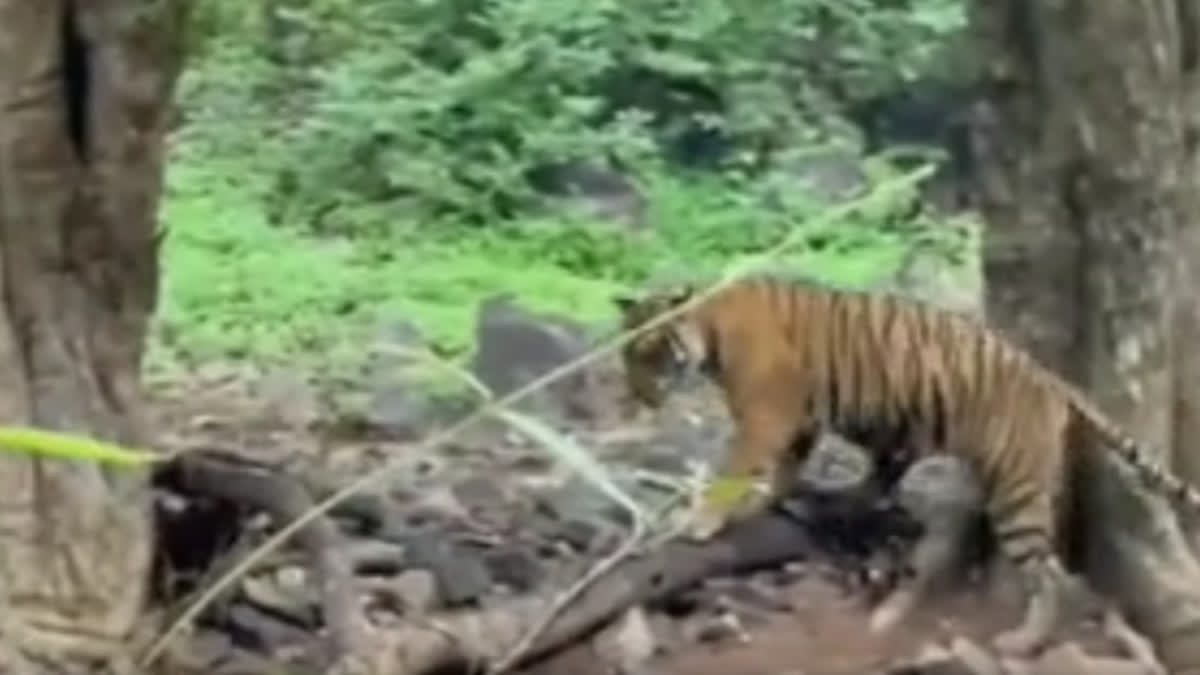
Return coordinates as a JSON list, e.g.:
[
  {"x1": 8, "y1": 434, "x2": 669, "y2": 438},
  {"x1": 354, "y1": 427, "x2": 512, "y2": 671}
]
[{"x1": 684, "y1": 404, "x2": 808, "y2": 542}]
